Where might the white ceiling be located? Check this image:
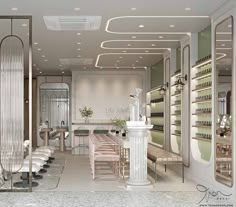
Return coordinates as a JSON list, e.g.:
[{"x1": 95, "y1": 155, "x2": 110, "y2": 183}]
[{"x1": 0, "y1": 0, "x2": 230, "y2": 76}]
